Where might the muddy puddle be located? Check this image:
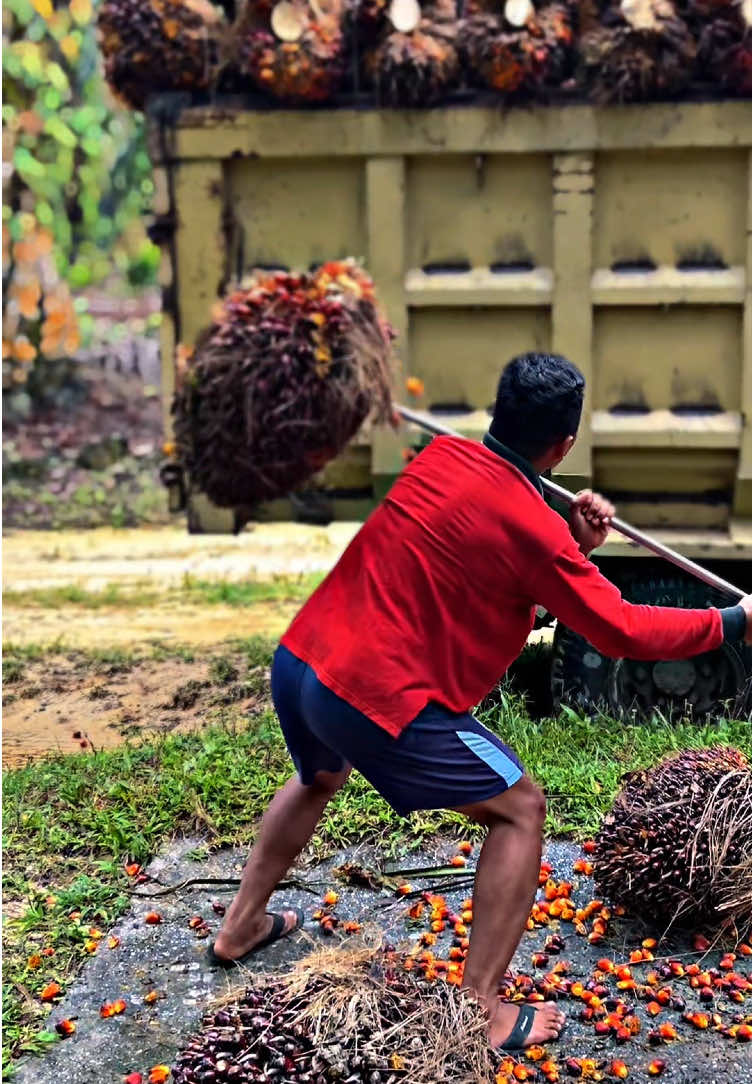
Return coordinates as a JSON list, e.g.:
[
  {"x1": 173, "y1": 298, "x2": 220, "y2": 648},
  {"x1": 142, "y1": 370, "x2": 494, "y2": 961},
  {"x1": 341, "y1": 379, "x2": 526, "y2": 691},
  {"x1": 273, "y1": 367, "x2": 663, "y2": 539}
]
[{"x1": 2, "y1": 646, "x2": 272, "y2": 768}]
